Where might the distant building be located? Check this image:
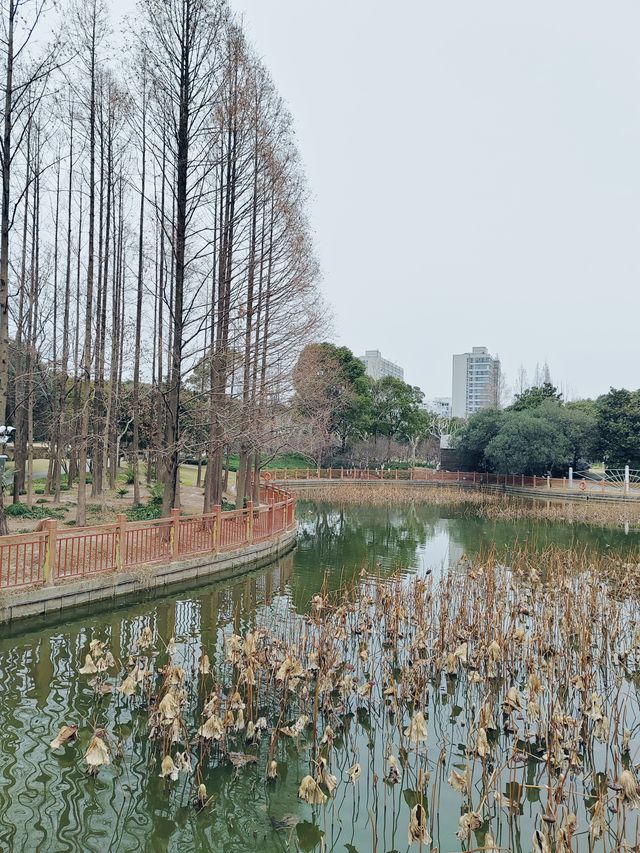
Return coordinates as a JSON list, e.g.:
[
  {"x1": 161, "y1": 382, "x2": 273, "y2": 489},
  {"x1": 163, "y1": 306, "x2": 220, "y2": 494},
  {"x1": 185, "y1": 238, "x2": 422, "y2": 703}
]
[
  {"x1": 451, "y1": 346, "x2": 500, "y2": 419},
  {"x1": 426, "y1": 397, "x2": 452, "y2": 419},
  {"x1": 358, "y1": 350, "x2": 404, "y2": 382}
]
